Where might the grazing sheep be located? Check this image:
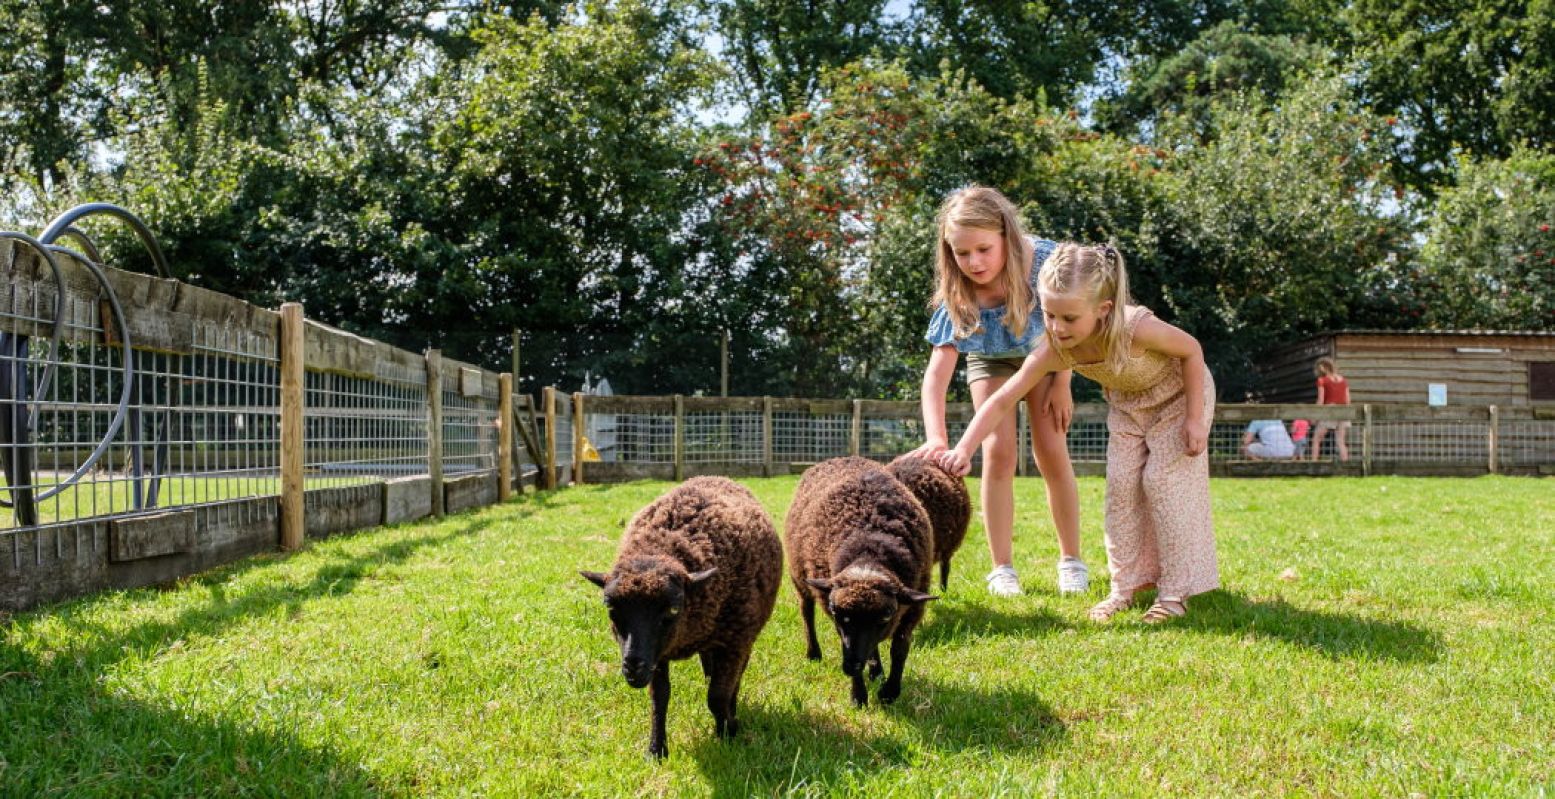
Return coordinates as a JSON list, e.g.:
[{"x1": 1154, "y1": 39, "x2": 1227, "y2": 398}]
[
  {"x1": 581, "y1": 476, "x2": 783, "y2": 759},
  {"x1": 785, "y1": 456, "x2": 936, "y2": 707},
  {"x1": 888, "y1": 454, "x2": 971, "y2": 591}
]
